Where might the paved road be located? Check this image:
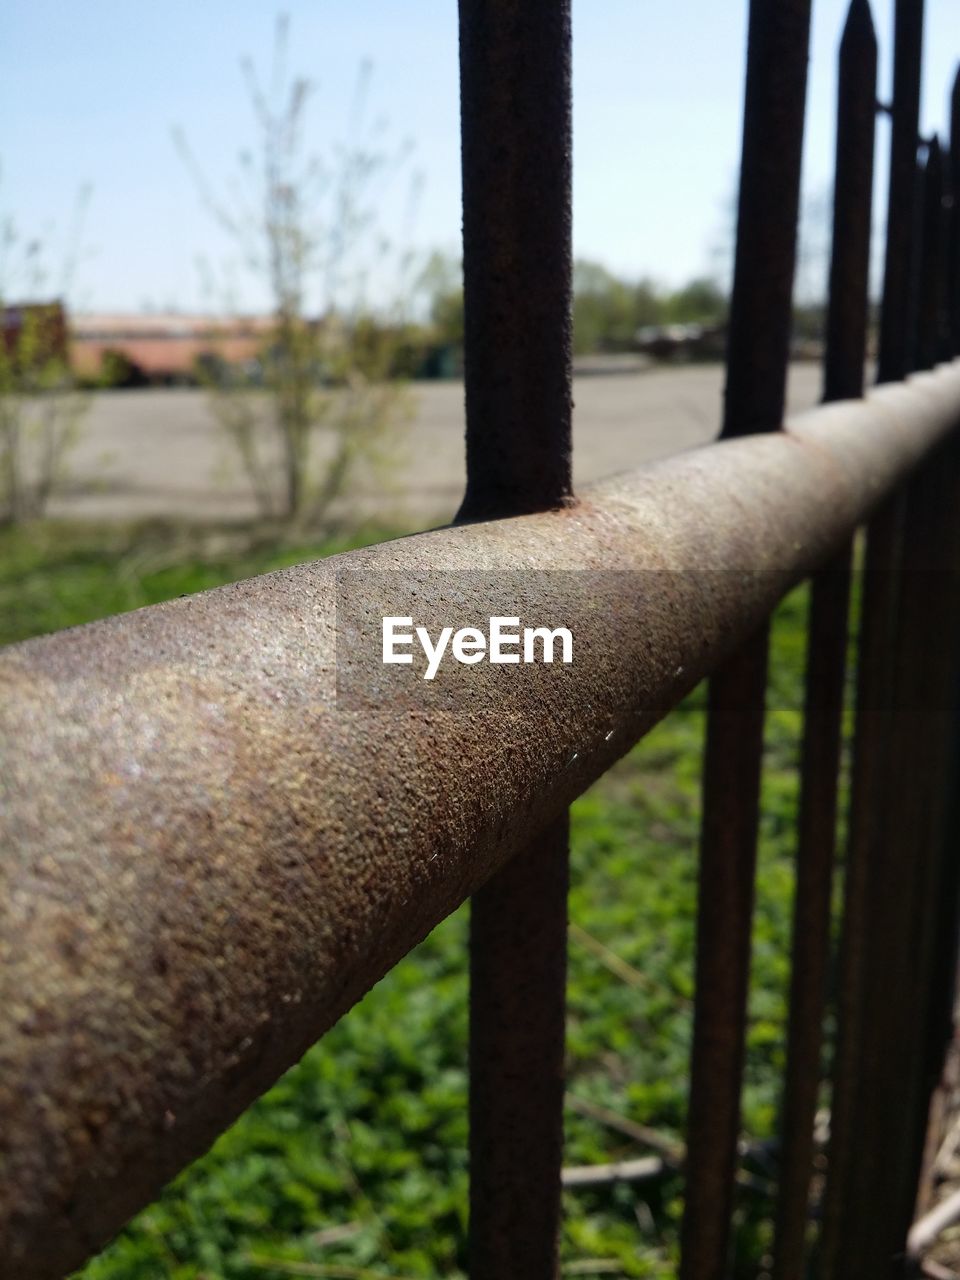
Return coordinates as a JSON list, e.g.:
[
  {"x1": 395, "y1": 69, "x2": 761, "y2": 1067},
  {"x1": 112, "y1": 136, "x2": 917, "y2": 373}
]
[{"x1": 50, "y1": 363, "x2": 823, "y2": 528}]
